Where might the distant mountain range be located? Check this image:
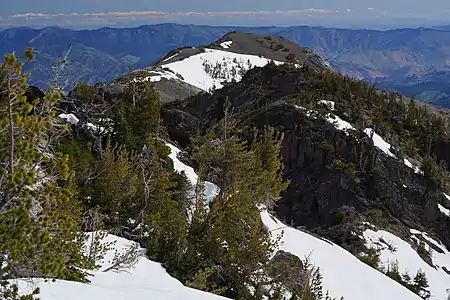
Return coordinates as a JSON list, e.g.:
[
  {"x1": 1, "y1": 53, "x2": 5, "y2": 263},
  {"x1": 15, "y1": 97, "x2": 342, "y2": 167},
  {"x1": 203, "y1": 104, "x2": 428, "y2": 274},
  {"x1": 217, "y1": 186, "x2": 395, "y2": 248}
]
[{"x1": 3, "y1": 23, "x2": 450, "y2": 107}]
